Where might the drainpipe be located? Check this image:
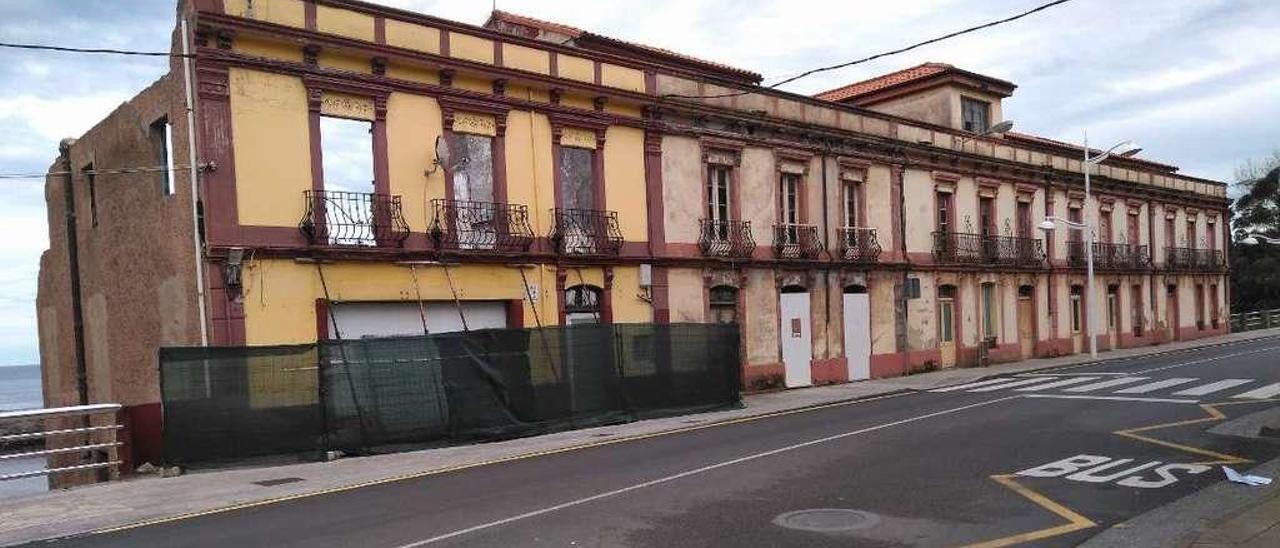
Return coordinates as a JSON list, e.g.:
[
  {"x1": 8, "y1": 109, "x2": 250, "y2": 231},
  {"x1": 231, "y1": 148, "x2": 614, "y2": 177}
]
[
  {"x1": 59, "y1": 139, "x2": 89, "y2": 406},
  {"x1": 181, "y1": 17, "x2": 209, "y2": 346}
]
